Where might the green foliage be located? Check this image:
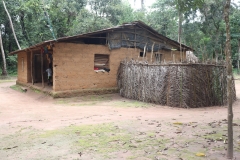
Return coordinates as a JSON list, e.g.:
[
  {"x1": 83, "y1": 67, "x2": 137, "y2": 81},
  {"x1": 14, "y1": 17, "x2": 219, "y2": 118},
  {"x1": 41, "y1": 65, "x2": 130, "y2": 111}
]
[
  {"x1": 1, "y1": 0, "x2": 240, "y2": 75},
  {"x1": 67, "y1": 0, "x2": 135, "y2": 35},
  {"x1": 148, "y1": 0, "x2": 178, "y2": 40},
  {"x1": 67, "y1": 8, "x2": 113, "y2": 35}
]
